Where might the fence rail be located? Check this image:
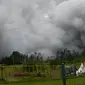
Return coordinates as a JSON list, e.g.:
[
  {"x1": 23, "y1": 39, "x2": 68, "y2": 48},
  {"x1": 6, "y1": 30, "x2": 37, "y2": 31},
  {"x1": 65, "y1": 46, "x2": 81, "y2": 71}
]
[
  {"x1": 0, "y1": 65, "x2": 61, "y2": 80},
  {"x1": 0, "y1": 64, "x2": 85, "y2": 85}
]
